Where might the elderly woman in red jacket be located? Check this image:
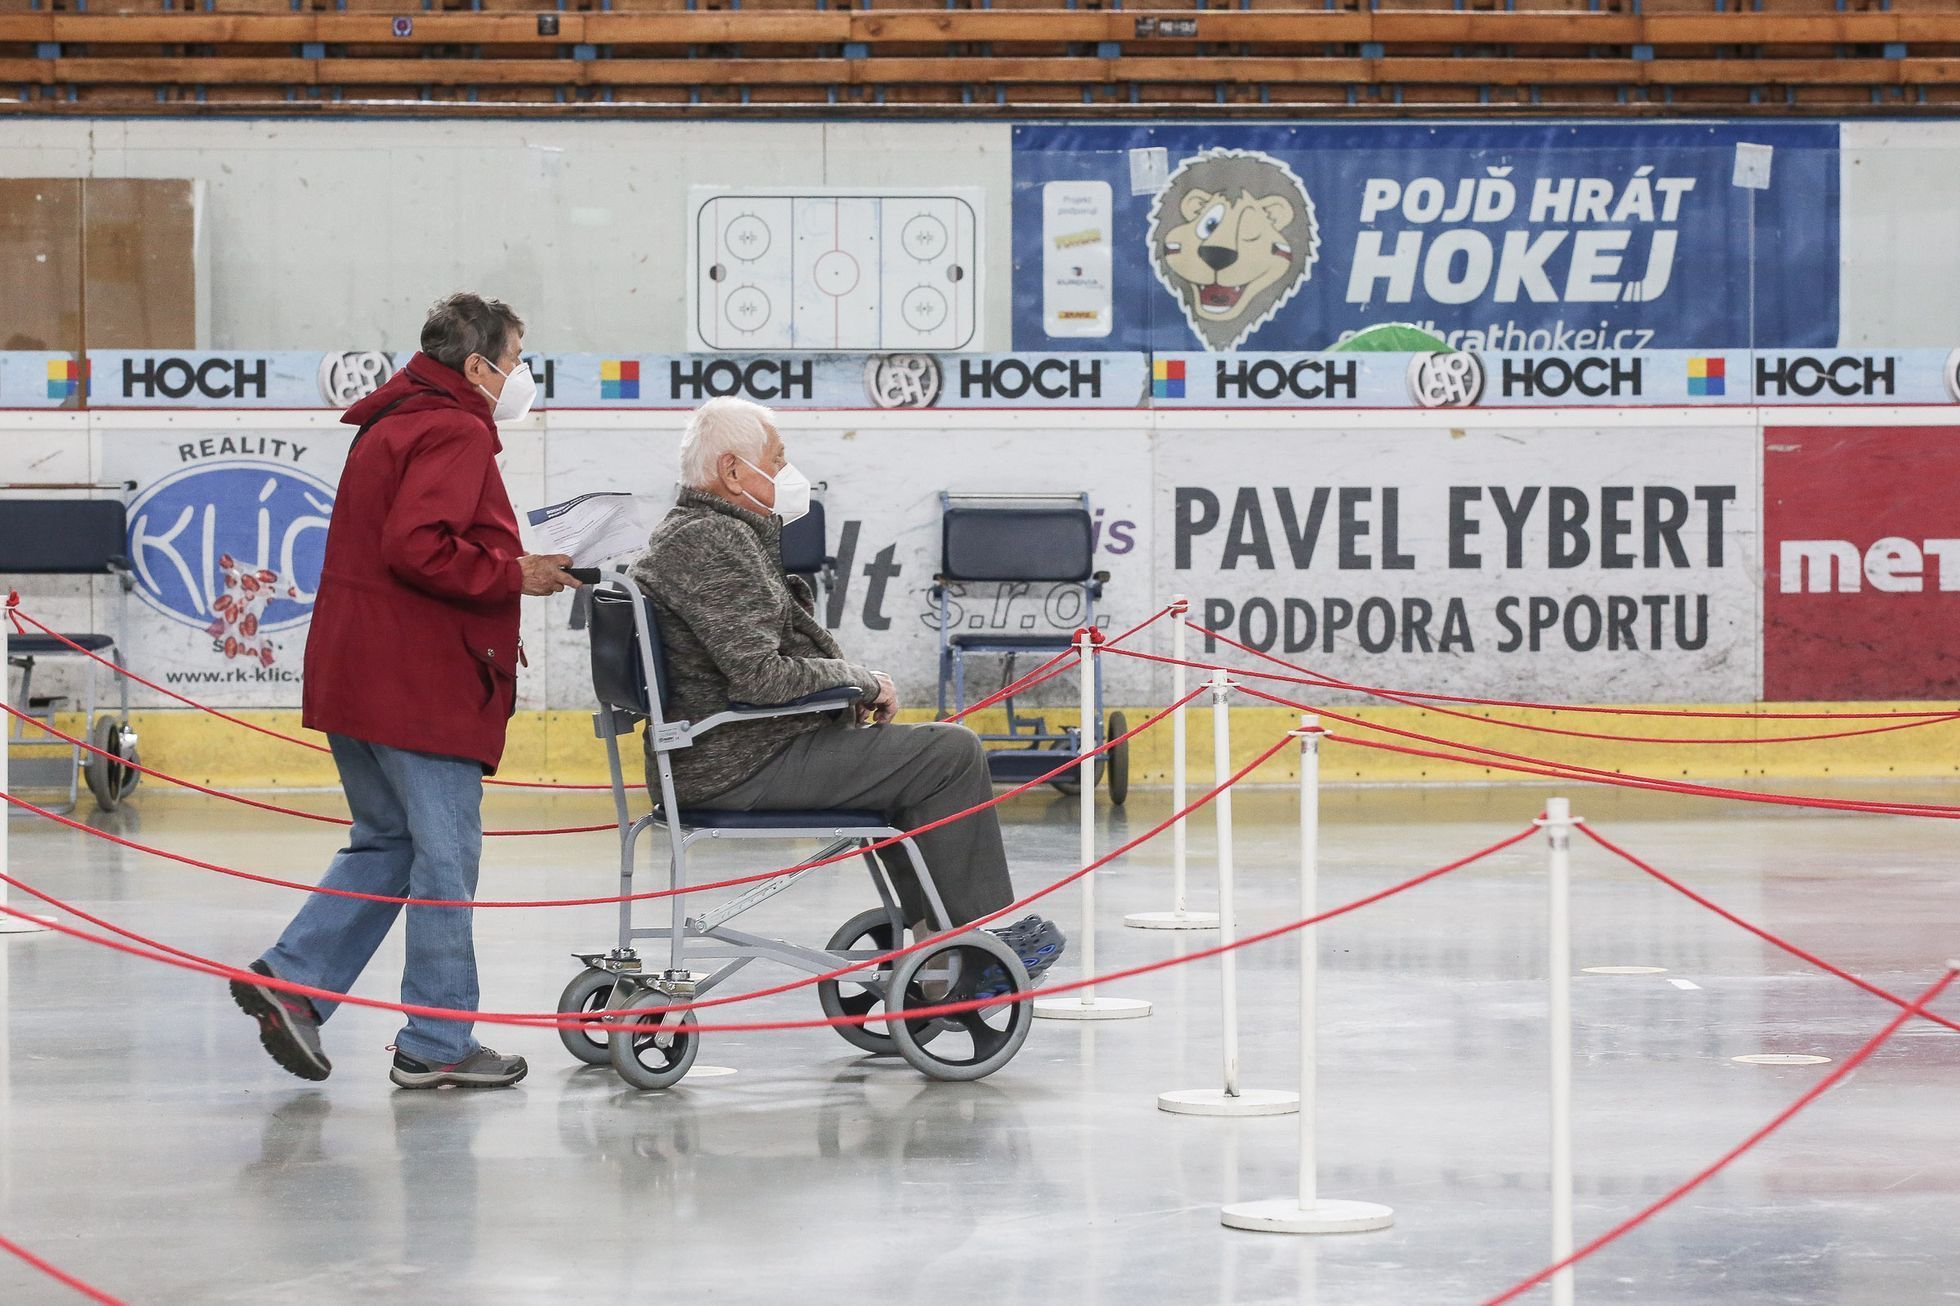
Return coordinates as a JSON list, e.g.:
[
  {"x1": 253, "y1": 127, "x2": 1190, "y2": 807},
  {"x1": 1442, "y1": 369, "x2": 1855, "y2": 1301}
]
[{"x1": 229, "y1": 293, "x2": 578, "y2": 1091}]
